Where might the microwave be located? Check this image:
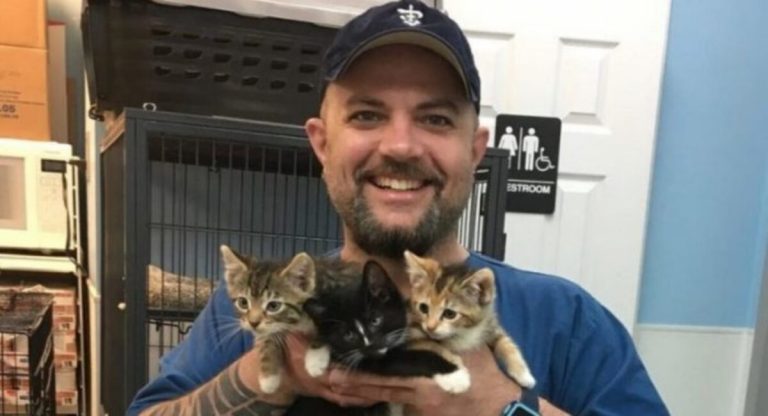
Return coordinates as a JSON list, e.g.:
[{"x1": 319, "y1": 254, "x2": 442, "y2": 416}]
[{"x1": 0, "y1": 139, "x2": 75, "y2": 253}]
